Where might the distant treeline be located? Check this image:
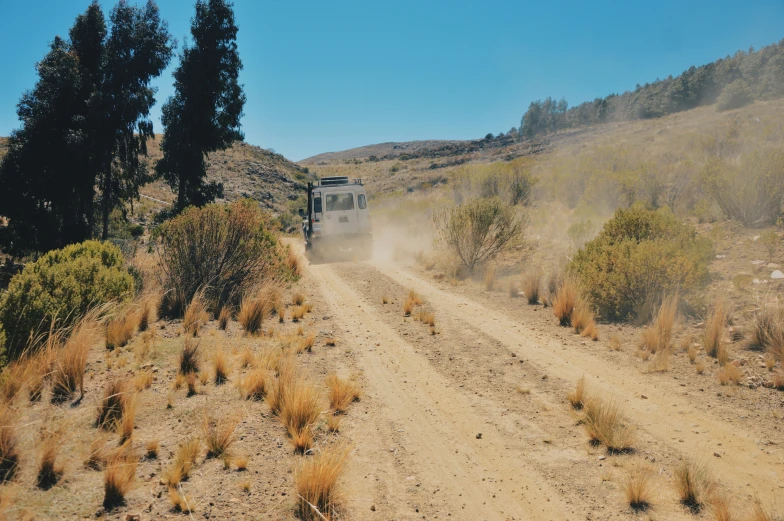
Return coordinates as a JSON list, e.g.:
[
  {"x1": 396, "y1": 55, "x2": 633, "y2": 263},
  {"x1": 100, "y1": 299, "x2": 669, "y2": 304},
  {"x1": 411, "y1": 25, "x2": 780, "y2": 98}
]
[{"x1": 518, "y1": 39, "x2": 784, "y2": 140}]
